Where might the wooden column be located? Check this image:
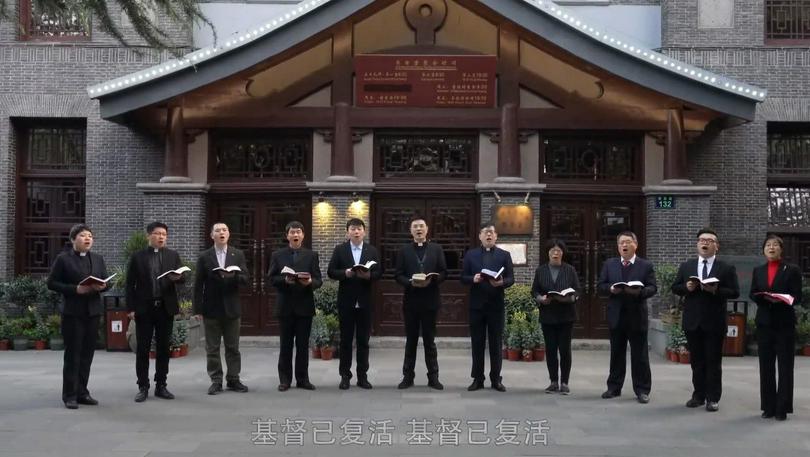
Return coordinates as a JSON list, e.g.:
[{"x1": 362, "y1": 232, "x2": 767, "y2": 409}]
[
  {"x1": 330, "y1": 102, "x2": 354, "y2": 177},
  {"x1": 328, "y1": 22, "x2": 355, "y2": 179},
  {"x1": 497, "y1": 103, "x2": 521, "y2": 179},
  {"x1": 162, "y1": 105, "x2": 190, "y2": 182},
  {"x1": 663, "y1": 108, "x2": 690, "y2": 184}
]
